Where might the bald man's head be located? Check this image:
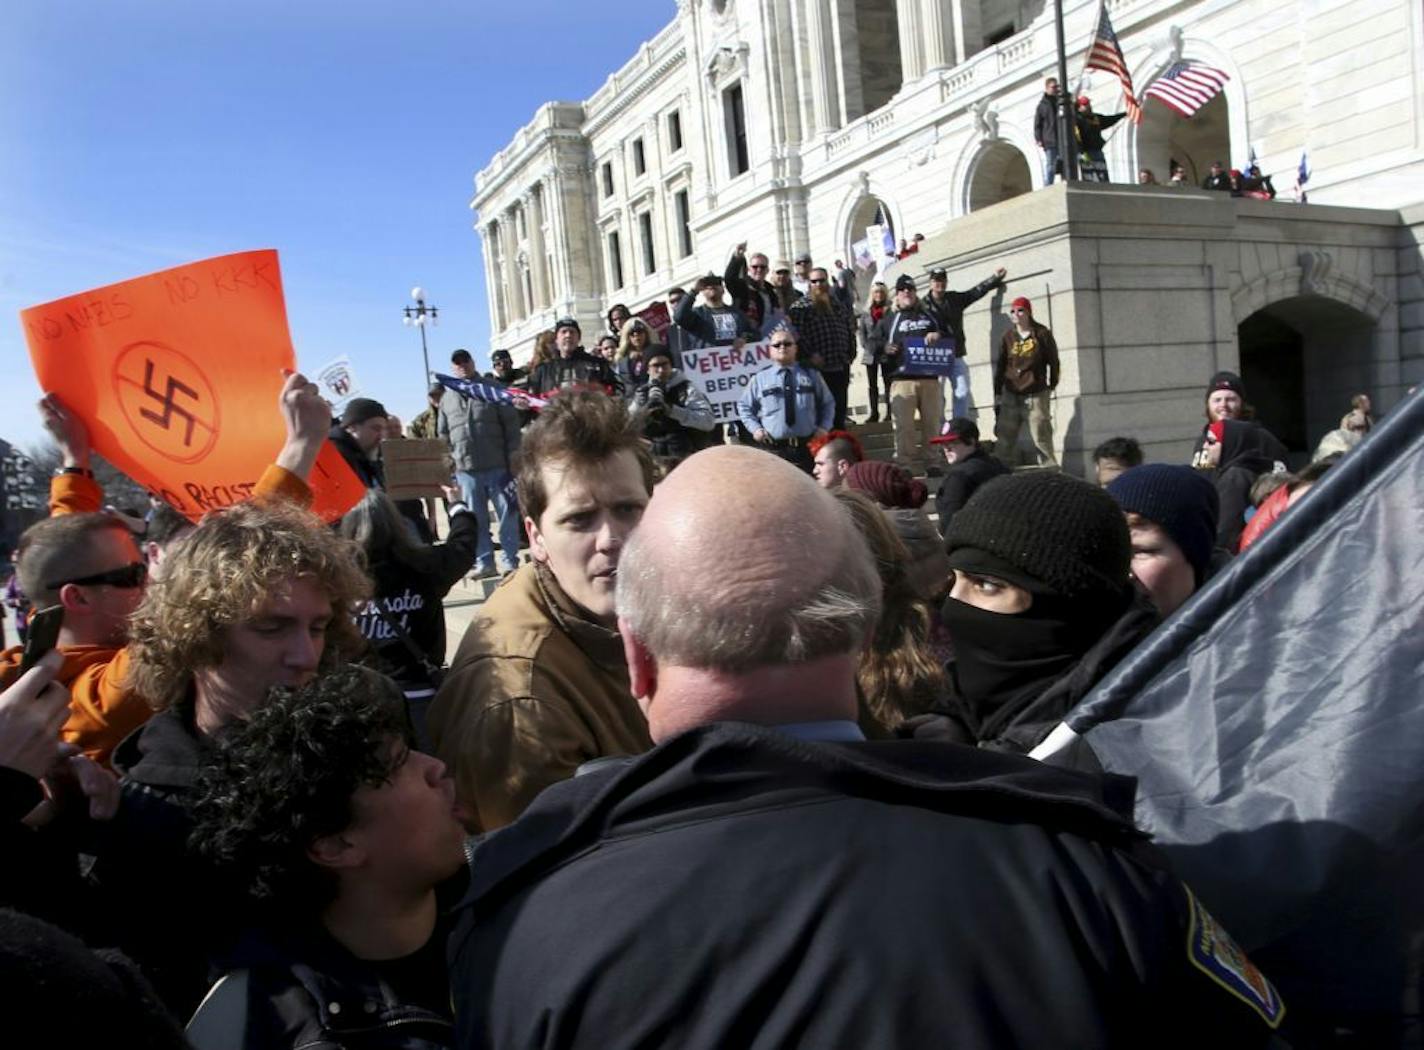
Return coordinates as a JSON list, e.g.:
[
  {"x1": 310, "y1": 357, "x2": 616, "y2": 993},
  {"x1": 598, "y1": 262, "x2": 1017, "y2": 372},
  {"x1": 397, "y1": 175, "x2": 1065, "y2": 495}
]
[{"x1": 617, "y1": 446, "x2": 880, "y2": 672}]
